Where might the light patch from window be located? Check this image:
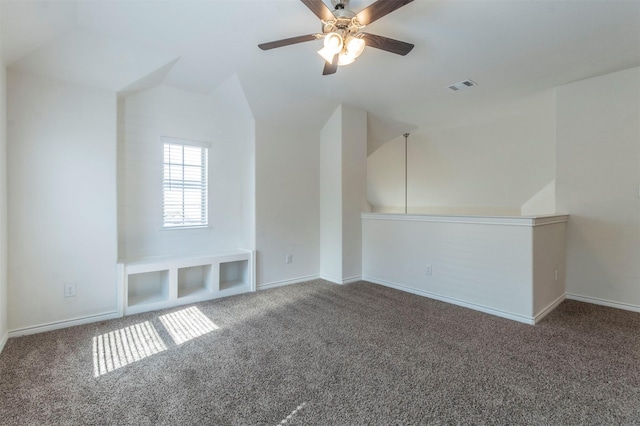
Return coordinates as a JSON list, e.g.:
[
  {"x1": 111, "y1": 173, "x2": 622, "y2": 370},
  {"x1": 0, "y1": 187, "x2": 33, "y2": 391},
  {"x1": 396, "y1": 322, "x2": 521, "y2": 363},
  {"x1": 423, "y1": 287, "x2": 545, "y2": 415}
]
[
  {"x1": 159, "y1": 306, "x2": 219, "y2": 345},
  {"x1": 92, "y1": 321, "x2": 167, "y2": 377}
]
